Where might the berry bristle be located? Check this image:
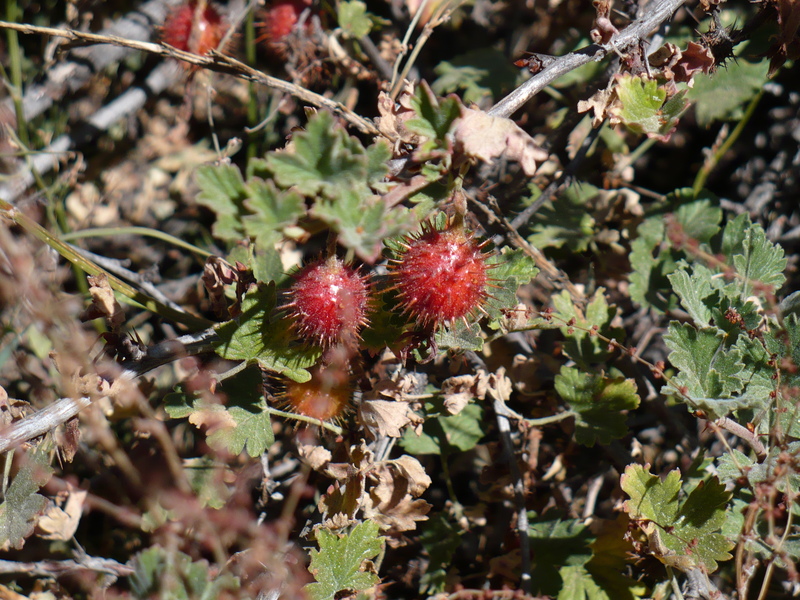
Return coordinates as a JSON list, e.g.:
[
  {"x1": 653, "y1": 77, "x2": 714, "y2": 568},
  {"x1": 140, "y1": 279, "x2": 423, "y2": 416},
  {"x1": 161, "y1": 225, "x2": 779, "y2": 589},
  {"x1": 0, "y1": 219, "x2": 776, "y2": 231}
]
[
  {"x1": 389, "y1": 222, "x2": 492, "y2": 329},
  {"x1": 161, "y1": 1, "x2": 227, "y2": 59},
  {"x1": 286, "y1": 257, "x2": 371, "y2": 347},
  {"x1": 281, "y1": 364, "x2": 351, "y2": 422}
]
